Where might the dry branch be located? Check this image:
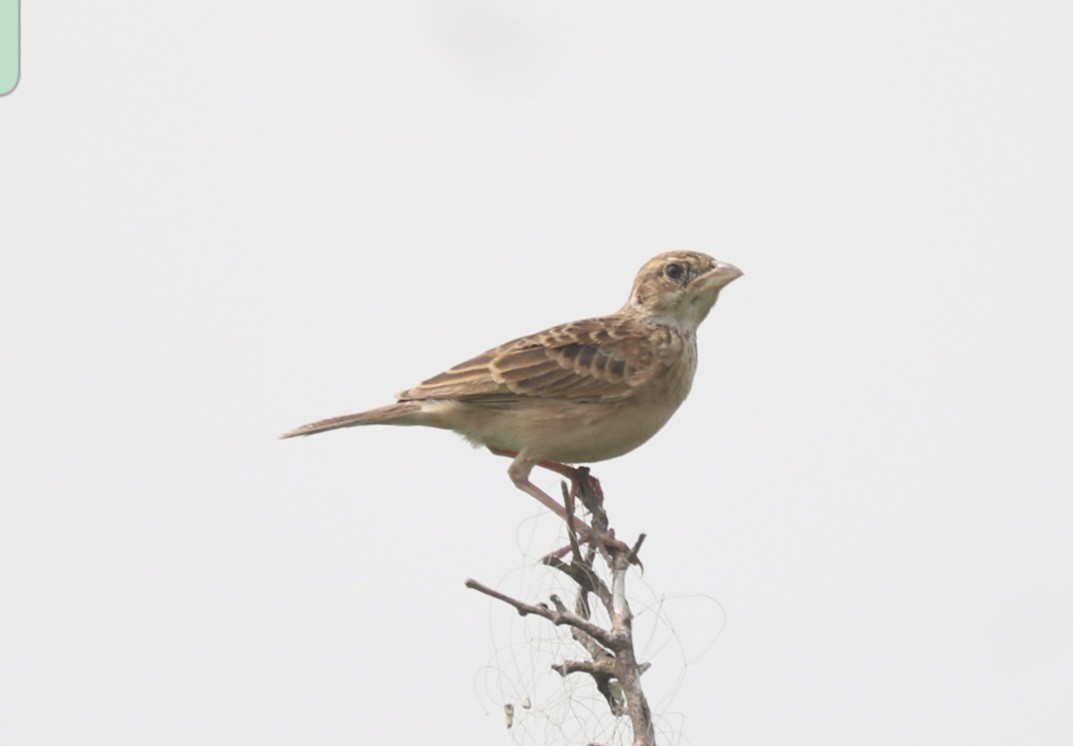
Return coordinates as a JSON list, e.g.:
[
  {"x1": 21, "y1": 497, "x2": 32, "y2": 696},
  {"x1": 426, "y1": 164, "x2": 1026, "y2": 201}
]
[{"x1": 466, "y1": 471, "x2": 657, "y2": 746}]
